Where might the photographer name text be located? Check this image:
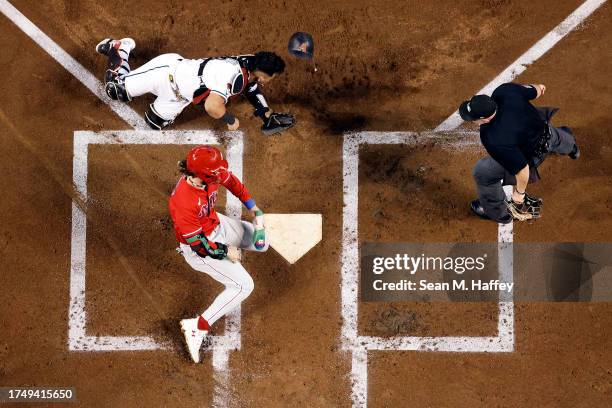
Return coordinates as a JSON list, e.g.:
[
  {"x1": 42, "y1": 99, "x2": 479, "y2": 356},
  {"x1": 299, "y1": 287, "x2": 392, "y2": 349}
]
[{"x1": 372, "y1": 279, "x2": 514, "y2": 293}]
